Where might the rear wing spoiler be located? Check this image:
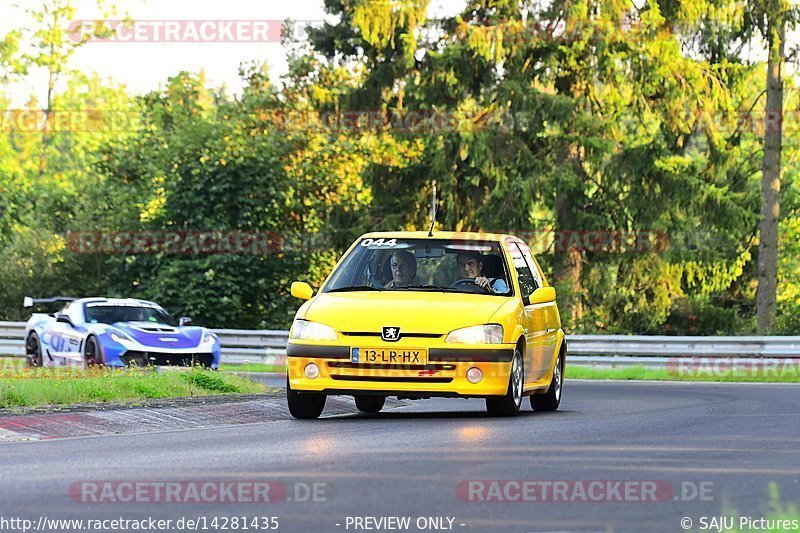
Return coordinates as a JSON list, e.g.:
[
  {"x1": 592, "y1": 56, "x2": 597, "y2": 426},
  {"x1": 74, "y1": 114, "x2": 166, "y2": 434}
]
[{"x1": 23, "y1": 296, "x2": 78, "y2": 308}]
